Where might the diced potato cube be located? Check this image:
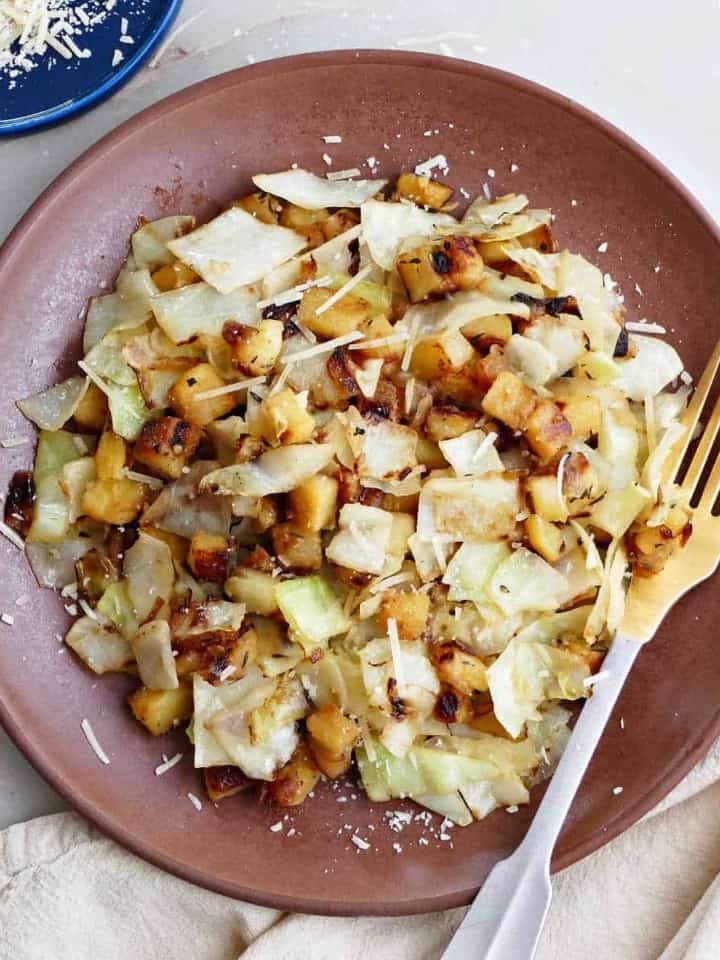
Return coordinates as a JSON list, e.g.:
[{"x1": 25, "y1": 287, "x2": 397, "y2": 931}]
[
  {"x1": 168, "y1": 363, "x2": 237, "y2": 427},
  {"x1": 377, "y1": 589, "x2": 430, "y2": 641},
  {"x1": 280, "y1": 203, "x2": 328, "y2": 246},
  {"x1": 95, "y1": 430, "x2": 127, "y2": 480},
  {"x1": 287, "y1": 475, "x2": 338, "y2": 533},
  {"x1": 476, "y1": 238, "x2": 517, "y2": 265},
  {"x1": 393, "y1": 172, "x2": 454, "y2": 210},
  {"x1": 430, "y1": 642, "x2": 488, "y2": 696},
  {"x1": 187, "y1": 533, "x2": 232, "y2": 582},
  {"x1": 225, "y1": 568, "x2": 278, "y2": 615},
  {"x1": 297, "y1": 287, "x2": 370, "y2": 339},
  {"x1": 416, "y1": 437, "x2": 448, "y2": 469},
  {"x1": 306, "y1": 704, "x2": 358, "y2": 779},
  {"x1": 203, "y1": 765, "x2": 251, "y2": 801},
  {"x1": 143, "y1": 526, "x2": 189, "y2": 567},
  {"x1": 475, "y1": 344, "x2": 511, "y2": 390},
  {"x1": 222, "y1": 318, "x2": 283, "y2": 377},
  {"x1": 233, "y1": 191, "x2": 283, "y2": 224},
  {"x1": 133, "y1": 416, "x2": 202, "y2": 480},
  {"x1": 481, "y1": 370, "x2": 536, "y2": 431},
  {"x1": 321, "y1": 208, "x2": 360, "y2": 241},
  {"x1": 254, "y1": 497, "x2": 281, "y2": 534},
  {"x1": 81, "y1": 478, "x2": 147, "y2": 525},
  {"x1": 462, "y1": 313, "x2": 513, "y2": 347},
  {"x1": 560, "y1": 394, "x2": 602, "y2": 440},
  {"x1": 397, "y1": 236, "x2": 484, "y2": 303},
  {"x1": 410, "y1": 329, "x2": 475, "y2": 379},
  {"x1": 268, "y1": 742, "x2": 321, "y2": 807},
  {"x1": 562, "y1": 639, "x2": 606, "y2": 673},
  {"x1": 563, "y1": 452, "x2": 603, "y2": 516},
  {"x1": 425, "y1": 405, "x2": 477, "y2": 442},
  {"x1": 128, "y1": 681, "x2": 193, "y2": 736},
  {"x1": 73, "y1": 382, "x2": 108, "y2": 432},
  {"x1": 527, "y1": 474, "x2": 568, "y2": 523},
  {"x1": 525, "y1": 399, "x2": 572, "y2": 461},
  {"x1": 525, "y1": 514, "x2": 563, "y2": 563},
  {"x1": 356, "y1": 313, "x2": 405, "y2": 360},
  {"x1": 271, "y1": 523, "x2": 322, "y2": 572},
  {"x1": 260, "y1": 388, "x2": 315, "y2": 445},
  {"x1": 151, "y1": 261, "x2": 200, "y2": 291}
]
